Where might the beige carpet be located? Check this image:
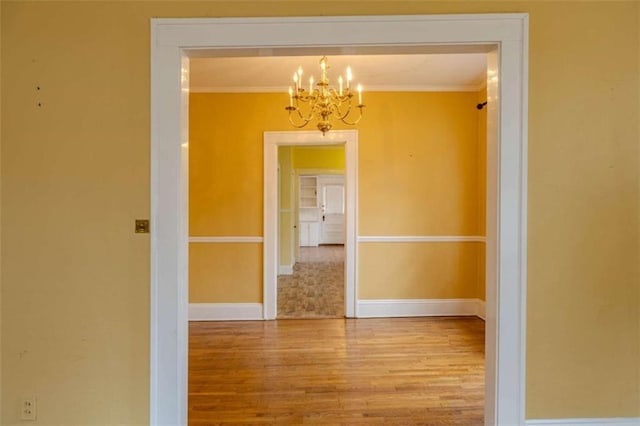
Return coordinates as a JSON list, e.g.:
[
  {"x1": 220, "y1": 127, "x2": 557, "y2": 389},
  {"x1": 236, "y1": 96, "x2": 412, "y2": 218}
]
[{"x1": 277, "y1": 245, "x2": 344, "y2": 318}]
